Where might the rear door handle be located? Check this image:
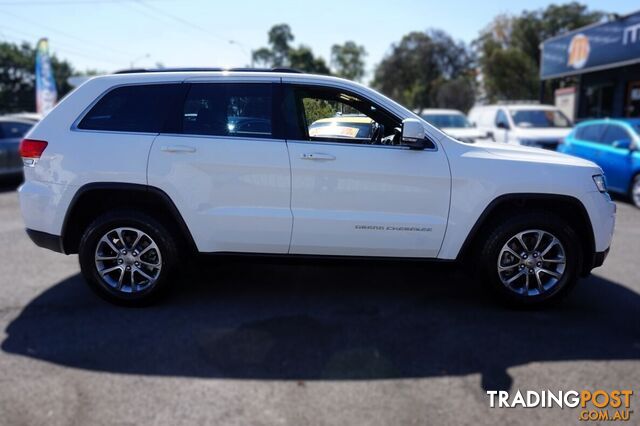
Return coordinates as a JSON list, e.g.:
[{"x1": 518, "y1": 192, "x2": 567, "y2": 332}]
[
  {"x1": 160, "y1": 145, "x2": 196, "y2": 153},
  {"x1": 300, "y1": 153, "x2": 335, "y2": 161}
]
